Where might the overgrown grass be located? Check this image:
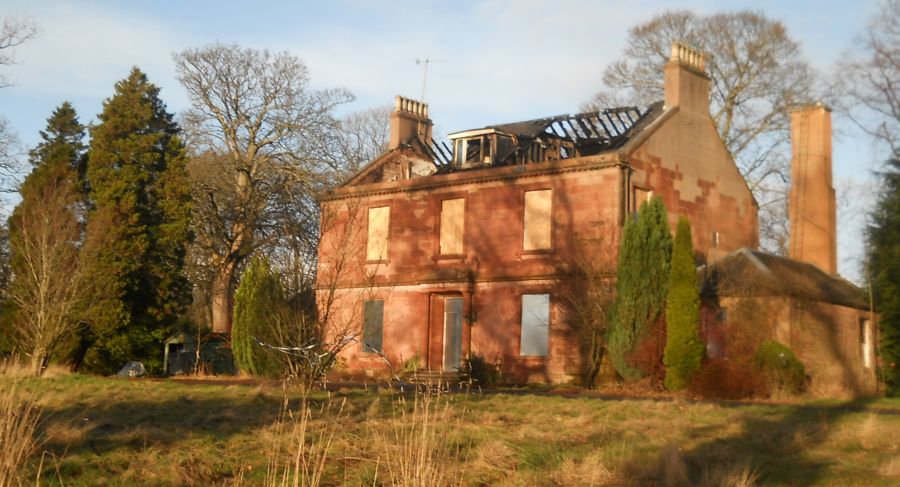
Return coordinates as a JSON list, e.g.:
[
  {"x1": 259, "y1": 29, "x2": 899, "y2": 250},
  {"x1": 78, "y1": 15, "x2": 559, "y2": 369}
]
[
  {"x1": 3, "y1": 374, "x2": 899, "y2": 486},
  {"x1": 0, "y1": 377, "x2": 41, "y2": 487}
]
